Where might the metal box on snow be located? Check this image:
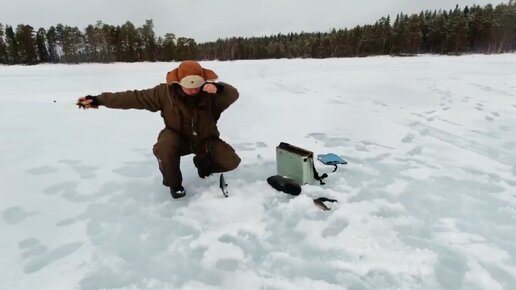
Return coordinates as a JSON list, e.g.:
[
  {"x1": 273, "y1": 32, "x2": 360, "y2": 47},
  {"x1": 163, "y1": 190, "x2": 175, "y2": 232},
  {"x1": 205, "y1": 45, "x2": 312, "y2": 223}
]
[{"x1": 276, "y1": 142, "x2": 315, "y2": 185}]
